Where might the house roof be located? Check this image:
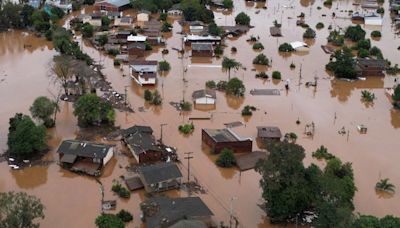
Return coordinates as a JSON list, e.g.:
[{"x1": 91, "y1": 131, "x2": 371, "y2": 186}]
[
  {"x1": 203, "y1": 128, "x2": 251, "y2": 142},
  {"x1": 269, "y1": 26, "x2": 282, "y2": 36},
  {"x1": 191, "y1": 43, "x2": 213, "y2": 51},
  {"x1": 257, "y1": 126, "x2": 282, "y2": 138},
  {"x1": 290, "y1": 41, "x2": 309, "y2": 49},
  {"x1": 356, "y1": 58, "x2": 386, "y2": 69},
  {"x1": 130, "y1": 60, "x2": 158, "y2": 72},
  {"x1": 142, "y1": 196, "x2": 213, "y2": 228},
  {"x1": 97, "y1": 0, "x2": 130, "y2": 8},
  {"x1": 122, "y1": 125, "x2": 161, "y2": 156},
  {"x1": 57, "y1": 140, "x2": 113, "y2": 159},
  {"x1": 185, "y1": 35, "x2": 221, "y2": 42},
  {"x1": 120, "y1": 17, "x2": 133, "y2": 23},
  {"x1": 235, "y1": 151, "x2": 268, "y2": 171},
  {"x1": 128, "y1": 42, "x2": 146, "y2": 50},
  {"x1": 138, "y1": 10, "x2": 151, "y2": 15},
  {"x1": 125, "y1": 176, "x2": 144, "y2": 191},
  {"x1": 192, "y1": 89, "x2": 216, "y2": 99},
  {"x1": 127, "y1": 35, "x2": 147, "y2": 42},
  {"x1": 168, "y1": 4, "x2": 182, "y2": 11},
  {"x1": 169, "y1": 220, "x2": 207, "y2": 228},
  {"x1": 139, "y1": 162, "x2": 182, "y2": 184}
]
